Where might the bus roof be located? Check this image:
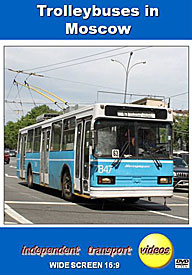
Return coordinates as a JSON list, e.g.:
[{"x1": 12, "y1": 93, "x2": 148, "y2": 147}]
[{"x1": 19, "y1": 103, "x2": 172, "y2": 133}]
